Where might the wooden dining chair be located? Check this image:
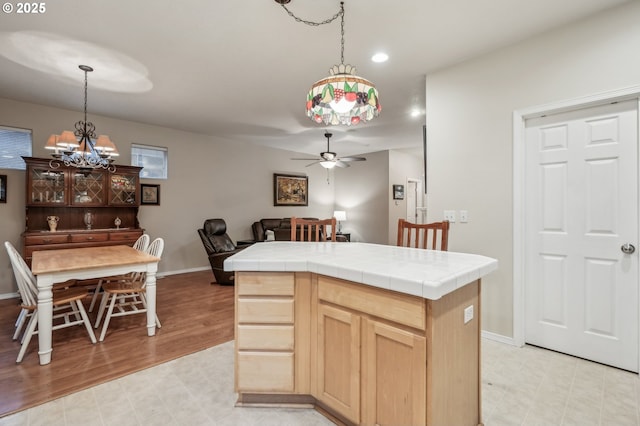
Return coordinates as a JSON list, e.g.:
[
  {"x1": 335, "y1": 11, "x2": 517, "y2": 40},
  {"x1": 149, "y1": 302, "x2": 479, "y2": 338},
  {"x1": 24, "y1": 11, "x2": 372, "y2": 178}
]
[
  {"x1": 95, "y1": 237, "x2": 164, "y2": 342},
  {"x1": 4, "y1": 241, "x2": 96, "y2": 363},
  {"x1": 290, "y1": 217, "x2": 337, "y2": 242},
  {"x1": 88, "y1": 233, "x2": 150, "y2": 312},
  {"x1": 396, "y1": 219, "x2": 450, "y2": 251}
]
